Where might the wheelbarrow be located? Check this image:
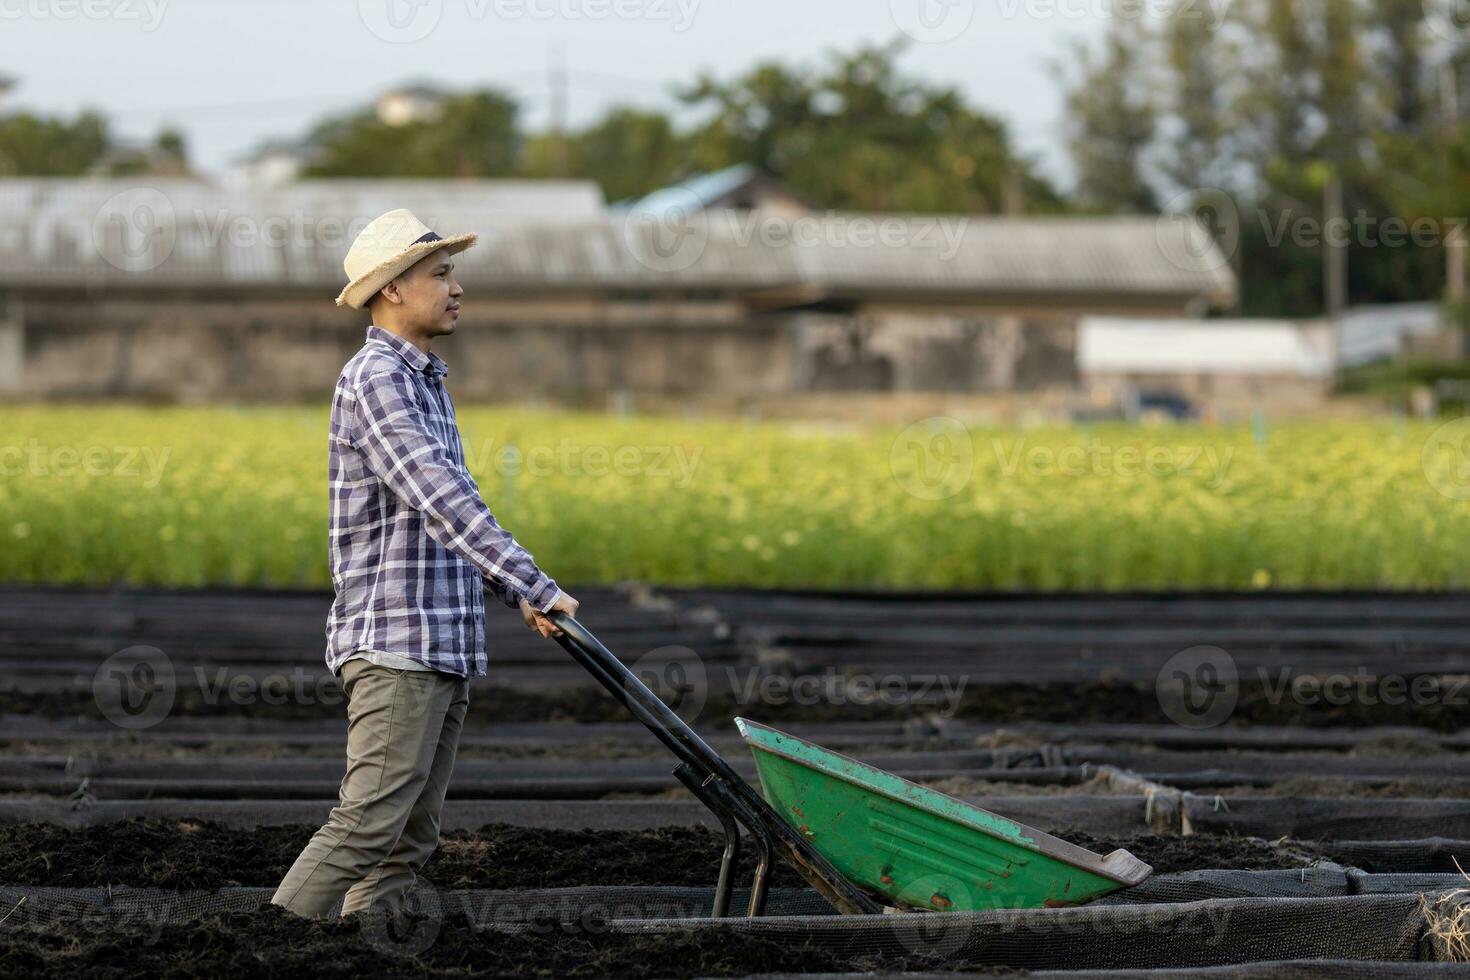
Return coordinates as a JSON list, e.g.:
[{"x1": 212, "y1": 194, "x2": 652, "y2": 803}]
[{"x1": 549, "y1": 613, "x2": 1151, "y2": 917}]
